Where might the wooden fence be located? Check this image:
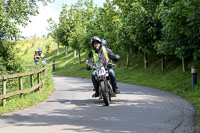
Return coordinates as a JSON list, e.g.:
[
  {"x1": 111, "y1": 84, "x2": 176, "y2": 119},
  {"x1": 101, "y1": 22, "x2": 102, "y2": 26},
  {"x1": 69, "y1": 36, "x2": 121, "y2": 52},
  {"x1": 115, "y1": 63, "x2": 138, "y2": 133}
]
[{"x1": 0, "y1": 66, "x2": 46, "y2": 107}]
